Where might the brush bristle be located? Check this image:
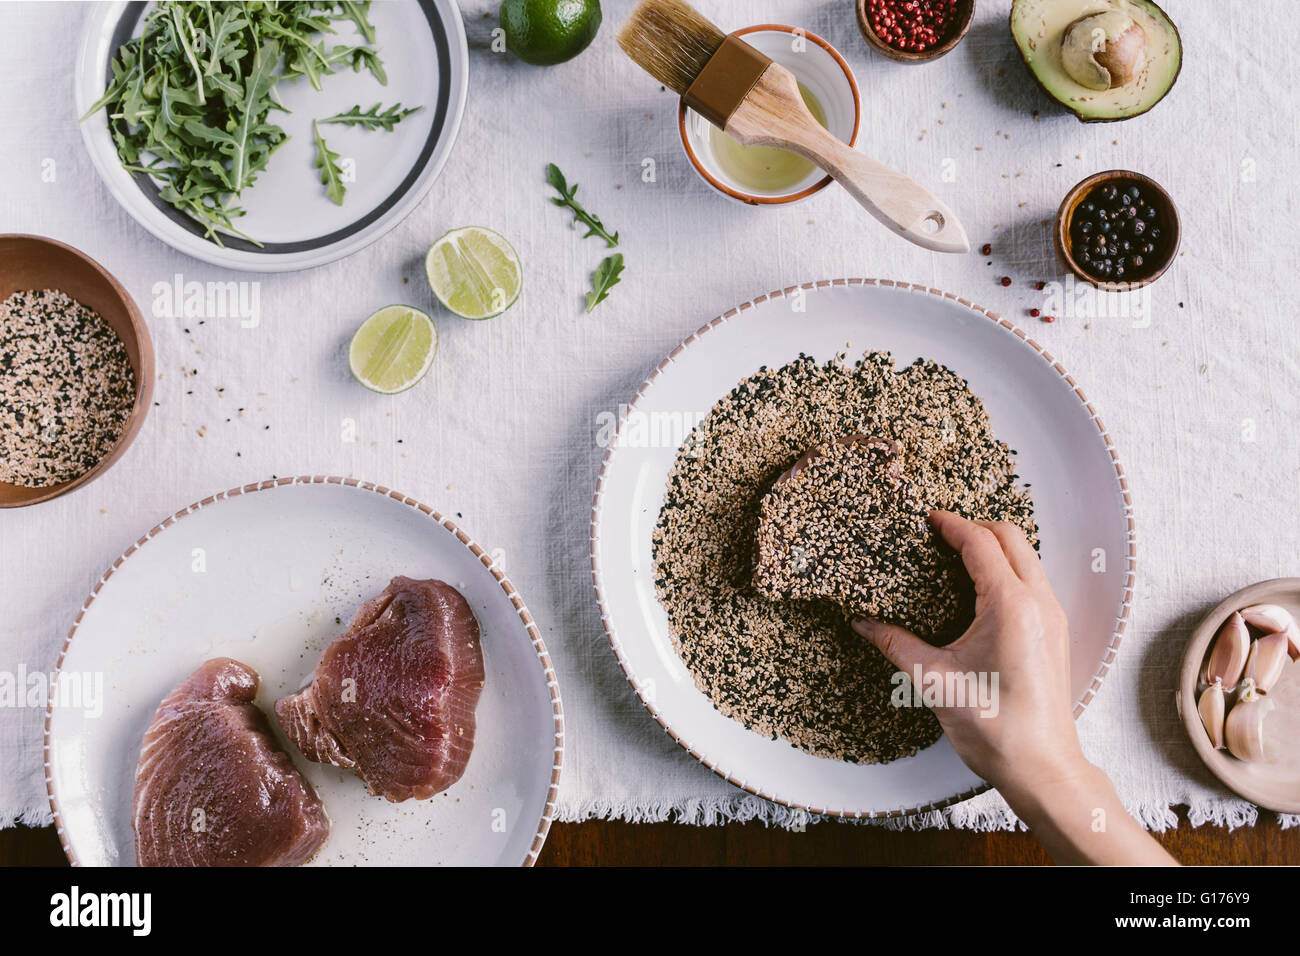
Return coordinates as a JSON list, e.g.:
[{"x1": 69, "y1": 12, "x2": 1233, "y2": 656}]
[{"x1": 617, "y1": 0, "x2": 726, "y2": 95}]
